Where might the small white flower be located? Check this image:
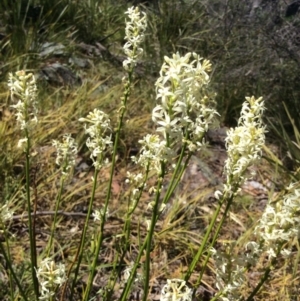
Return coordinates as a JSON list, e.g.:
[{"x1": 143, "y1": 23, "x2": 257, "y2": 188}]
[
  {"x1": 92, "y1": 208, "x2": 109, "y2": 222},
  {"x1": 214, "y1": 190, "x2": 222, "y2": 200},
  {"x1": 126, "y1": 171, "x2": 144, "y2": 186},
  {"x1": 79, "y1": 109, "x2": 113, "y2": 170},
  {"x1": 255, "y1": 183, "x2": 300, "y2": 260},
  {"x1": 145, "y1": 219, "x2": 151, "y2": 231},
  {"x1": 160, "y1": 203, "x2": 167, "y2": 213},
  {"x1": 132, "y1": 134, "x2": 173, "y2": 174},
  {"x1": 123, "y1": 6, "x2": 147, "y2": 71},
  {"x1": 280, "y1": 248, "x2": 292, "y2": 258},
  {"x1": 147, "y1": 201, "x2": 155, "y2": 211},
  {"x1": 153, "y1": 52, "x2": 219, "y2": 150},
  {"x1": 224, "y1": 96, "x2": 266, "y2": 187},
  {"x1": 9, "y1": 71, "x2": 38, "y2": 131},
  {"x1": 52, "y1": 134, "x2": 78, "y2": 177},
  {"x1": 17, "y1": 137, "x2": 28, "y2": 149},
  {"x1": 160, "y1": 279, "x2": 192, "y2": 301},
  {"x1": 148, "y1": 186, "x2": 157, "y2": 195},
  {"x1": 36, "y1": 258, "x2": 67, "y2": 300}
]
